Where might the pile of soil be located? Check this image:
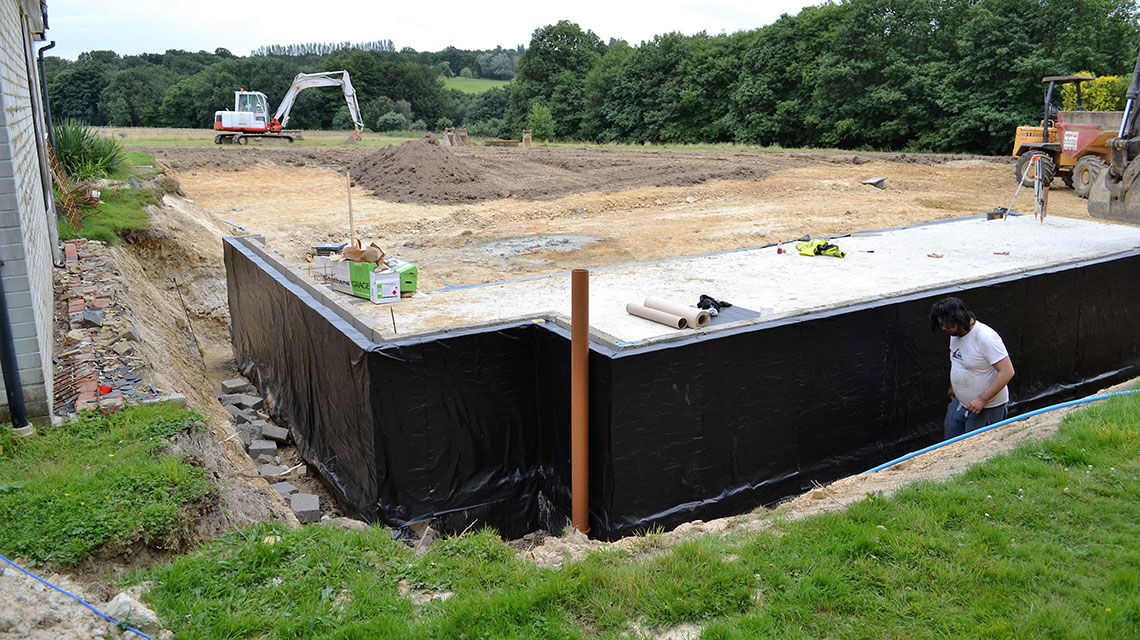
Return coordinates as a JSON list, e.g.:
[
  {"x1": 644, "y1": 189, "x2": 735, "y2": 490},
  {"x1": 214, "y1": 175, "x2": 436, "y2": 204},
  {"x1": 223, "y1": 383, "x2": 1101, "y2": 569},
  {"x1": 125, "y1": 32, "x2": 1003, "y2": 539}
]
[{"x1": 349, "y1": 138, "x2": 501, "y2": 204}]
